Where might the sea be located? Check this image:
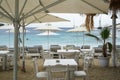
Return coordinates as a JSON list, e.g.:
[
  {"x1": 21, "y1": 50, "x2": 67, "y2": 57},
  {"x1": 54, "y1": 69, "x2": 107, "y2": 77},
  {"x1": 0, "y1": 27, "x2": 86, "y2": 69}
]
[{"x1": 0, "y1": 27, "x2": 120, "y2": 49}]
